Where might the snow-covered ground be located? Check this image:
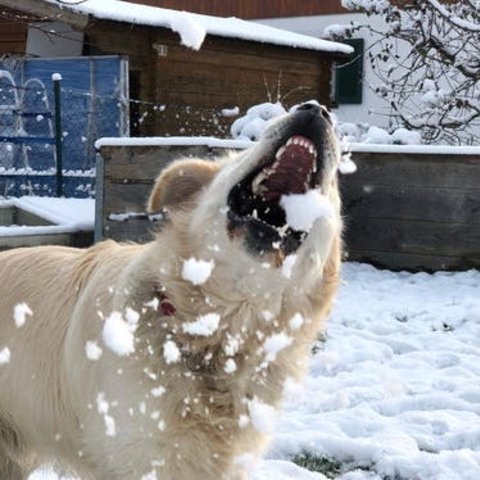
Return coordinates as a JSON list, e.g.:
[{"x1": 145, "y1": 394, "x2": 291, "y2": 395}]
[{"x1": 31, "y1": 262, "x2": 480, "y2": 479}]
